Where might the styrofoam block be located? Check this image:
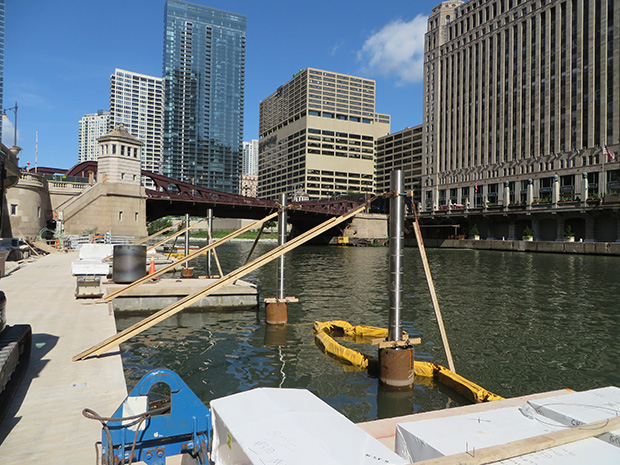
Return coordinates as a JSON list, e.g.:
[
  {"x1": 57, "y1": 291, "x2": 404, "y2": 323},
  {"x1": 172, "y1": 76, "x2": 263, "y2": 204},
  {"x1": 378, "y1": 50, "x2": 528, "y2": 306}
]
[
  {"x1": 210, "y1": 387, "x2": 407, "y2": 465},
  {"x1": 527, "y1": 386, "x2": 620, "y2": 447},
  {"x1": 78, "y1": 243, "x2": 114, "y2": 261},
  {"x1": 396, "y1": 403, "x2": 620, "y2": 464},
  {"x1": 71, "y1": 260, "x2": 110, "y2": 276},
  {"x1": 396, "y1": 406, "x2": 568, "y2": 462}
]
